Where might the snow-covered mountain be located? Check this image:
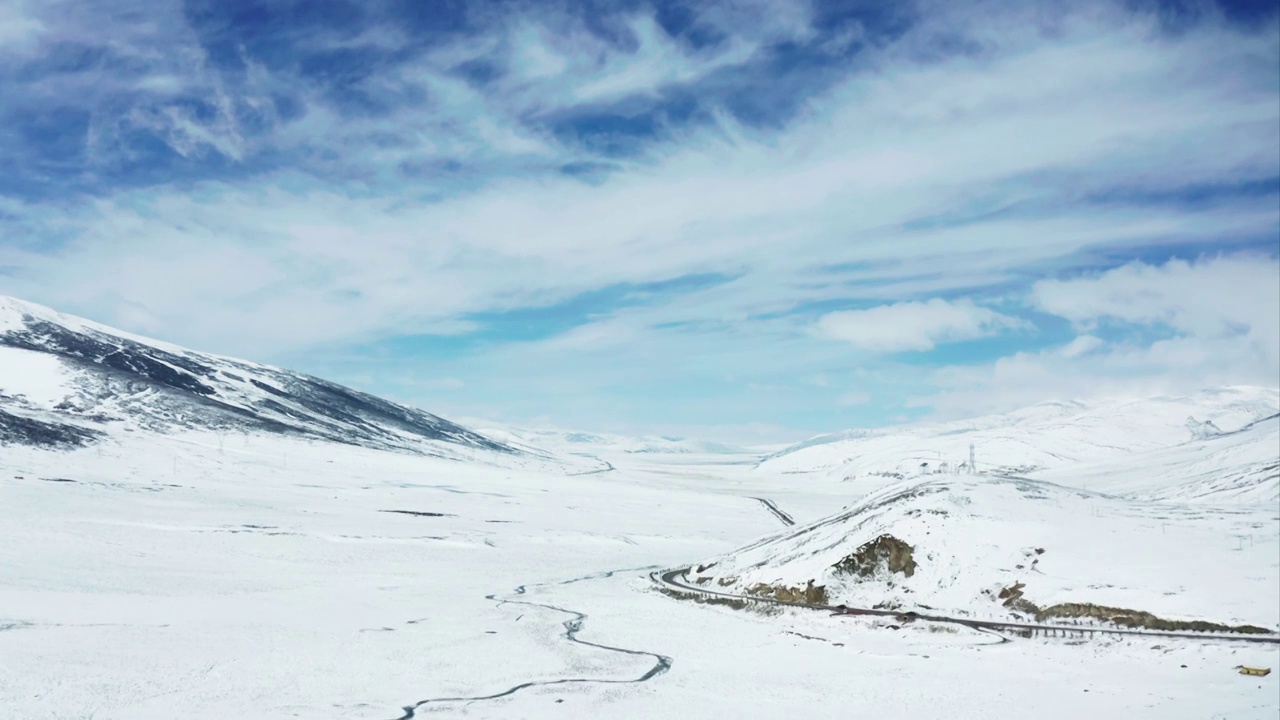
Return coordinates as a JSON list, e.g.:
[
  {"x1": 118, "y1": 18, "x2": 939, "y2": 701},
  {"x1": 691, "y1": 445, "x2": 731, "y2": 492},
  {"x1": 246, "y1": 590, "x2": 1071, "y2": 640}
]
[
  {"x1": 0, "y1": 296, "x2": 528, "y2": 462},
  {"x1": 758, "y1": 387, "x2": 1280, "y2": 481}
]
